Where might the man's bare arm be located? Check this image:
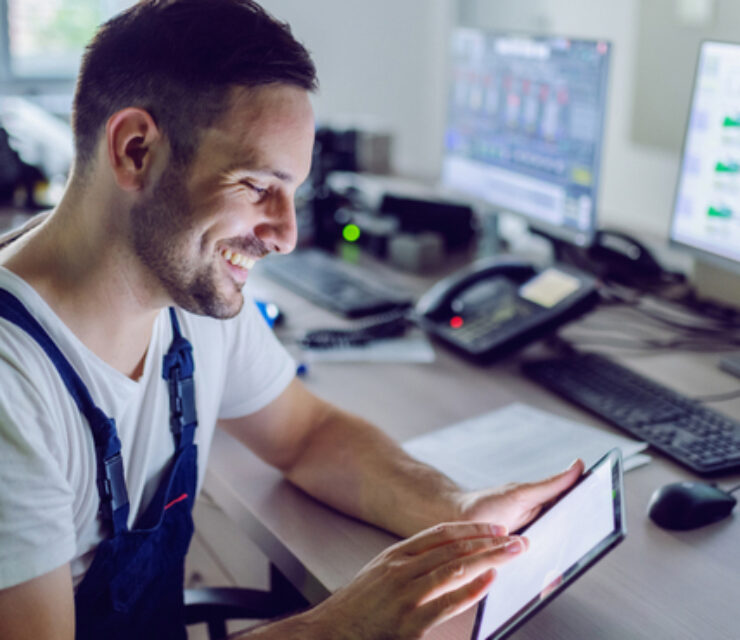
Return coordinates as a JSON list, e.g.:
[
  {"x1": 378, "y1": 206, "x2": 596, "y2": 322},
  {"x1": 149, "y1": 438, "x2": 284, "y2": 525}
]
[
  {"x1": 219, "y1": 378, "x2": 583, "y2": 538},
  {"x1": 219, "y1": 378, "x2": 463, "y2": 537},
  {"x1": 0, "y1": 564, "x2": 75, "y2": 639}
]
